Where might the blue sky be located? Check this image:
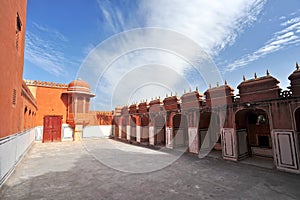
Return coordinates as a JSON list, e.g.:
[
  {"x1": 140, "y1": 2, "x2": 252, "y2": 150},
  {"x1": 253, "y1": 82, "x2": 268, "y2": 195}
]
[{"x1": 23, "y1": 0, "x2": 300, "y2": 110}]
